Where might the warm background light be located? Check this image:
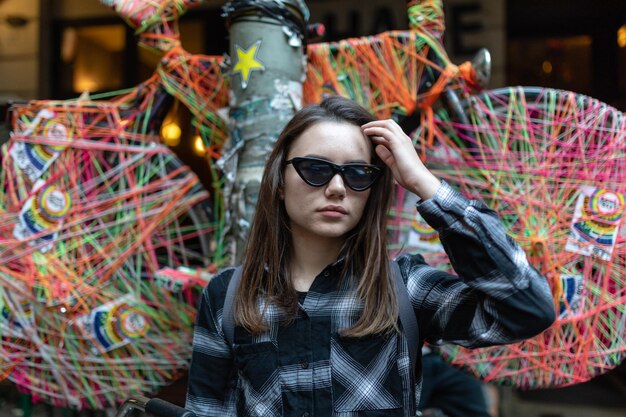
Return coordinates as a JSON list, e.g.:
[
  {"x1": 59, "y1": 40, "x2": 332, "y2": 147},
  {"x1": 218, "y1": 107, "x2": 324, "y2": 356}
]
[
  {"x1": 618, "y1": 25, "x2": 626, "y2": 48},
  {"x1": 161, "y1": 122, "x2": 181, "y2": 147},
  {"x1": 193, "y1": 135, "x2": 206, "y2": 156},
  {"x1": 74, "y1": 76, "x2": 99, "y2": 92}
]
